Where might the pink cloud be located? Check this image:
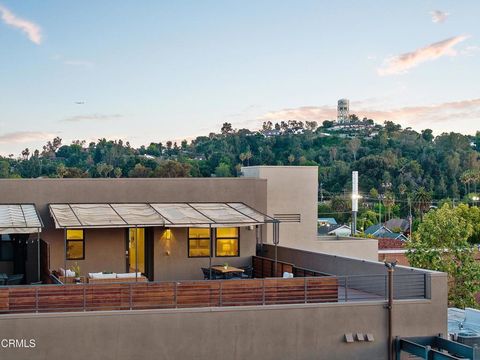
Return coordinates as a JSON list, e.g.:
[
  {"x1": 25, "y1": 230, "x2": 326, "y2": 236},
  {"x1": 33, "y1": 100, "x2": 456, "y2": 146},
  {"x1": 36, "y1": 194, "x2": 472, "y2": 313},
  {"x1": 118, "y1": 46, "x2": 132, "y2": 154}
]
[
  {"x1": 0, "y1": 4, "x2": 42, "y2": 44},
  {"x1": 378, "y1": 35, "x2": 468, "y2": 76},
  {"x1": 258, "y1": 98, "x2": 480, "y2": 133}
]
